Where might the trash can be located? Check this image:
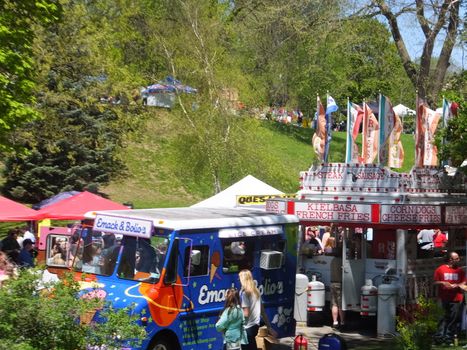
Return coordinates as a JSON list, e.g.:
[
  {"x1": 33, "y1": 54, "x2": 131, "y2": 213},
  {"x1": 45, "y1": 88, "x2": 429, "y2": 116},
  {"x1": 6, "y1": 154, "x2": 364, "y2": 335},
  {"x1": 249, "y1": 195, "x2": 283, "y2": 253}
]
[
  {"x1": 377, "y1": 281, "x2": 399, "y2": 337},
  {"x1": 295, "y1": 274, "x2": 309, "y2": 322}
]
